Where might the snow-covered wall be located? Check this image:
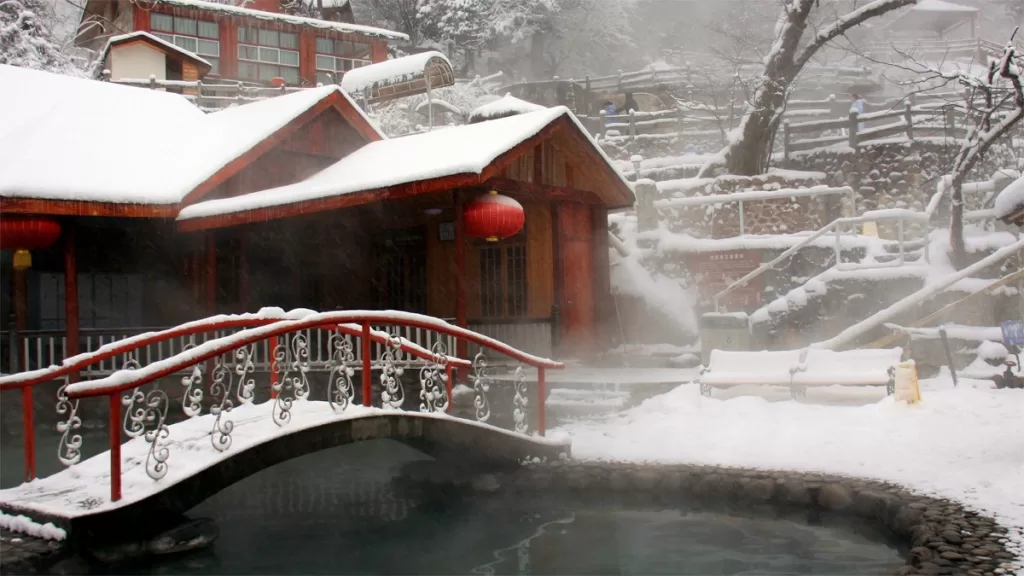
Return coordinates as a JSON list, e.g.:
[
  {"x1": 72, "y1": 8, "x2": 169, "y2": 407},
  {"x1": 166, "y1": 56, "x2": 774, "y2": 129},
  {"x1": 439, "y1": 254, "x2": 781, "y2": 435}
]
[{"x1": 110, "y1": 43, "x2": 167, "y2": 83}]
